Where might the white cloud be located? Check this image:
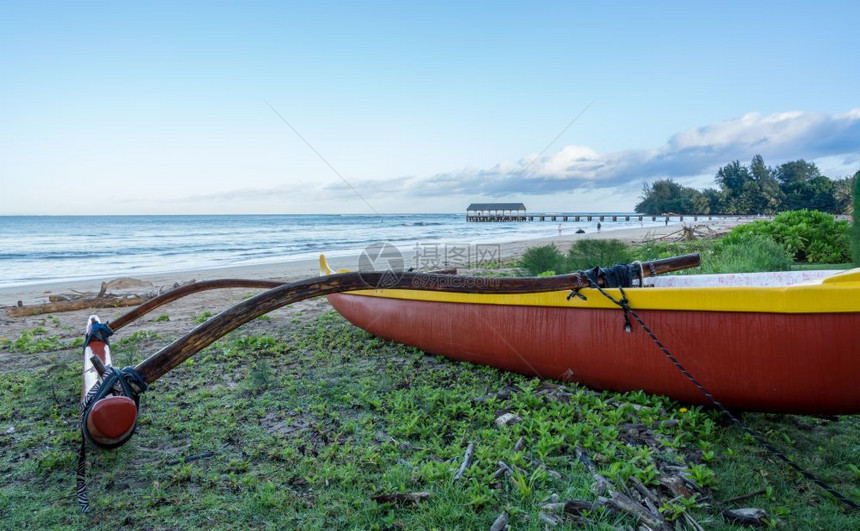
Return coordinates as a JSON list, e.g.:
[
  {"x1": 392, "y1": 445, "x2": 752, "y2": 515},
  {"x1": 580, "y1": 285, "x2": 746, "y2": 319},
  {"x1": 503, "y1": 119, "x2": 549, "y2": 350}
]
[
  {"x1": 157, "y1": 108, "x2": 860, "y2": 213},
  {"x1": 330, "y1": 109, "x2": 860, "y2": 202}
]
